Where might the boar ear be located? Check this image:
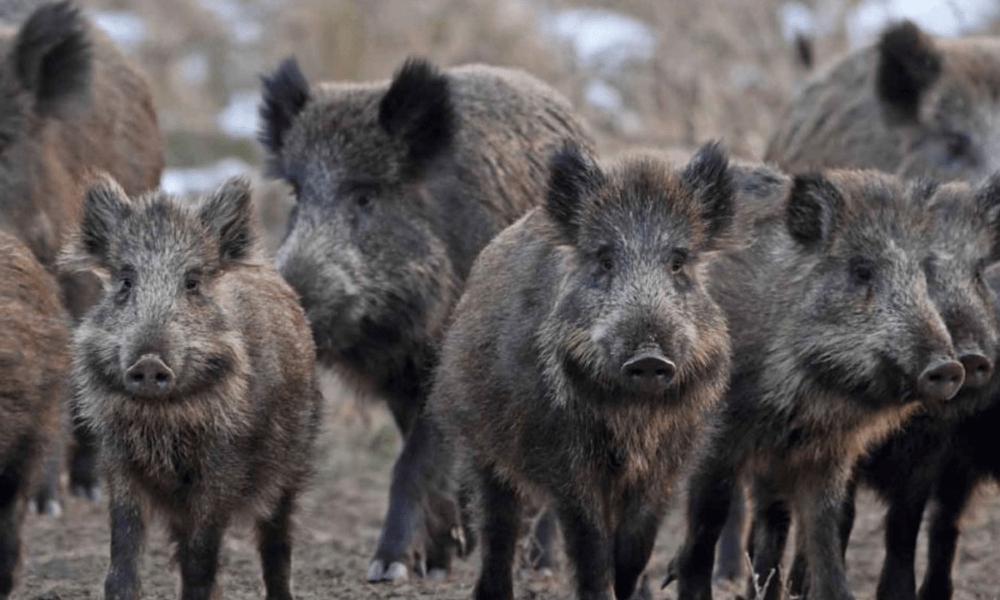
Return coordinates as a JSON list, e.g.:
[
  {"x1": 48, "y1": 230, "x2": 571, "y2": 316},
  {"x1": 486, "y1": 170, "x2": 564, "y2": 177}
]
[
  {"x1": 545, "y1": 143, "x2": 603, "y2": 243},
  {"x1": 379, "y1": 58, "x2": 455, "y2": 172},
  {"x1": 876, "y1": 21, "x2": 942, "y2": 123},
  {"x1": 14, "y1": 1, "x2": 92, "y2": 117},
  {"x1": 200, "y1": 177, "x2": 257, "y2": 262},
  {"x1": 975, "y1": 173, "x2": 1000, "y2": 261},
  {"x1": 61, "y1": 173, "x2": 130, "y2": 271},
  {"x1": 786, "y1": 173, "x2": 844, "y2": 248},
  {"x1": 683, "y1": 141, "x2": 735, "y2": 247},
  {"x1": 259, "y1": 56, "x2": 310, "y2": 178}
]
